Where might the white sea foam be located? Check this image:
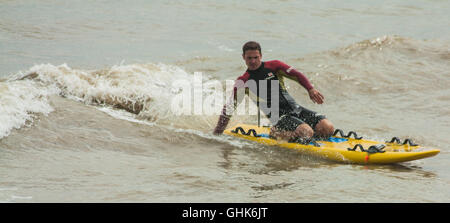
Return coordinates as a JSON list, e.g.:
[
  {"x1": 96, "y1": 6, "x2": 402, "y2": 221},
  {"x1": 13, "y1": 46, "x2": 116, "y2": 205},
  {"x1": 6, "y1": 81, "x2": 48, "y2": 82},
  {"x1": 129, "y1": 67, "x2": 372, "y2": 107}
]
[
  {"x1": 17, "y1": 63, "x2": 221, "y2": 121},
  {"x1": 0, "y1": 62, "x2": 227, "y2": 139},
  {"x1": 0, "y1": 80, "x2": 59, "y2": 139}
]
